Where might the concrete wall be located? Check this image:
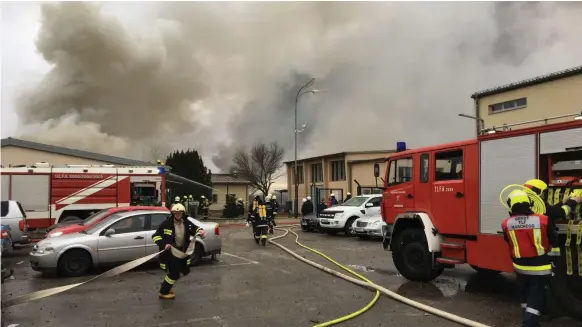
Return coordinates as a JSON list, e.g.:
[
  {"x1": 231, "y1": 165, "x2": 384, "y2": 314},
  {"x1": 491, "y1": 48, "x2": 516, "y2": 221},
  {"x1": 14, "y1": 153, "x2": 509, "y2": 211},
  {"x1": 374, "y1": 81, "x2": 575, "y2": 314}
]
[
  {"x1": 210, "y1": 183, "x2": 248, "y2": 210},
  {"x1": 477, "y1": 74, "x2": 582, "y2": 131},
  {"x1": 1, "y1": 146, "x2": 111, "y2": 166}
]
